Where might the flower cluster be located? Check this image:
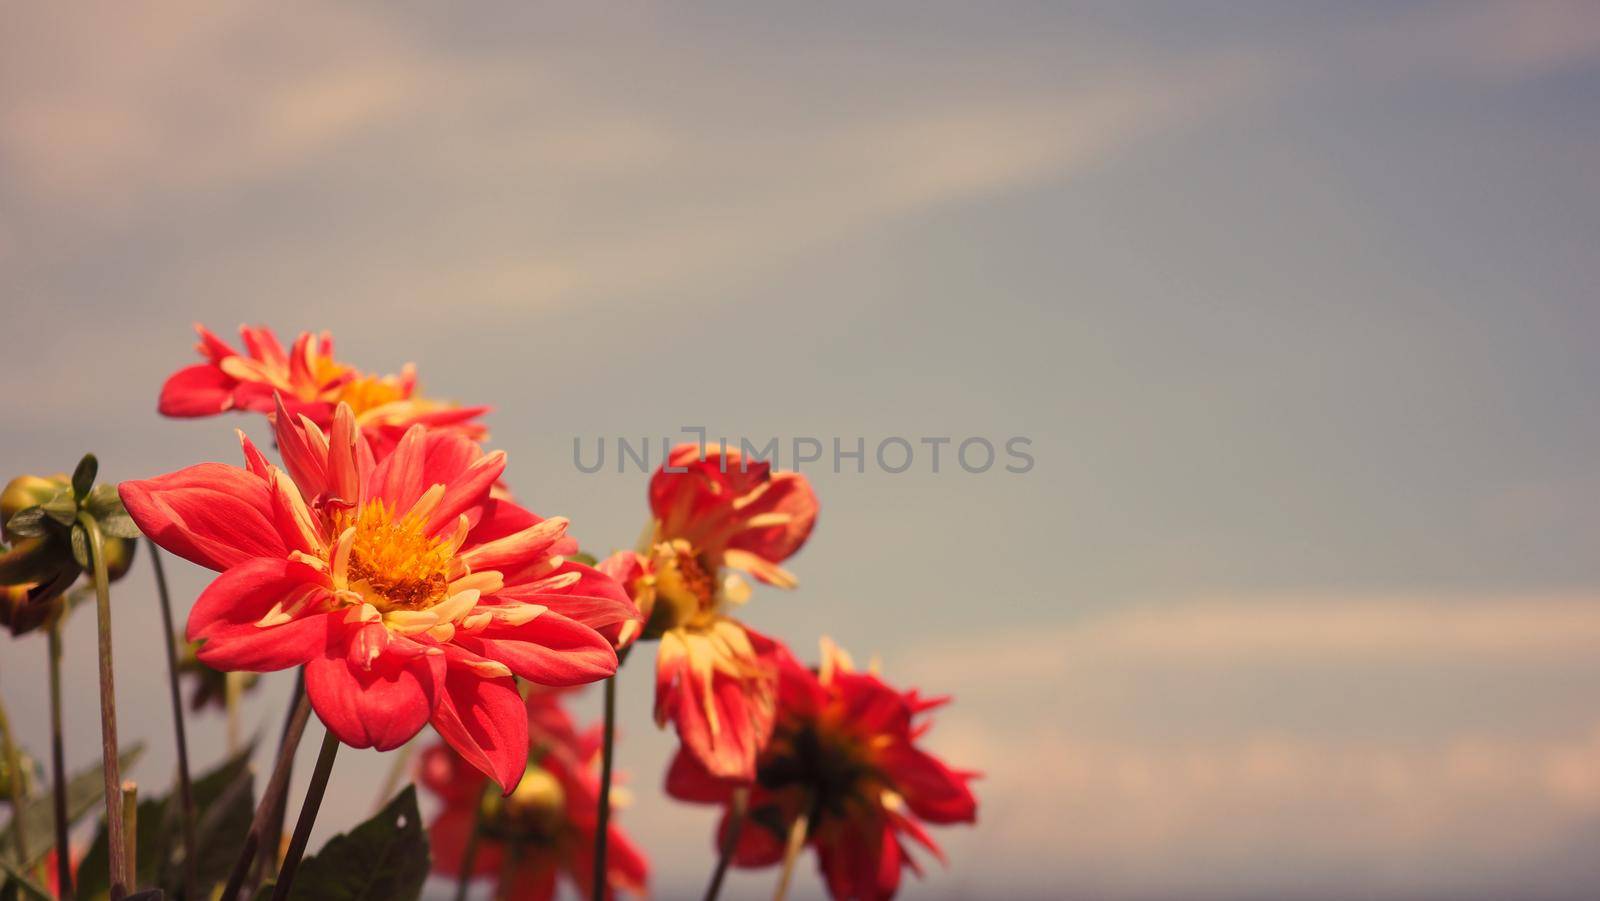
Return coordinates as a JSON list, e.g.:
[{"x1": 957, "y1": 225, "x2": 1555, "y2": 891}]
[{"x1": 0, "y1": 322, "x2": 976, "y2": 901}]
